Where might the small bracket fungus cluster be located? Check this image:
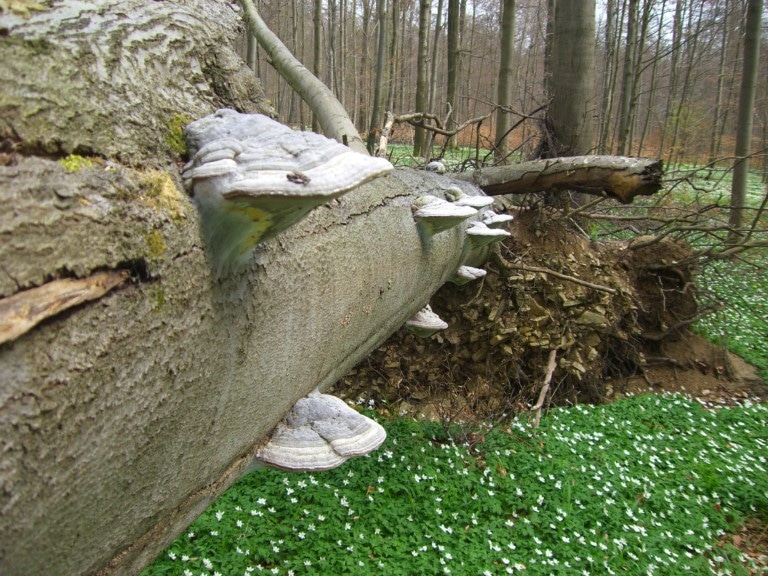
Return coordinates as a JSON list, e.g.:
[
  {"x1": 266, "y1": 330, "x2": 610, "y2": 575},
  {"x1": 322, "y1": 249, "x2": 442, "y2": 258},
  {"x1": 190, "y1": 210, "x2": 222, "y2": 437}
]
[
  {"x1": 404, "y1": 304, "x2": 450, "y2": 337},
  {"x1": 254, "y1": 391, "x2": 386, "y2": 472},
  {"x1": 182, "y1": 109, "x2": 393, "y2": 273},
  {"x1": 406, "y1": 184, "x2": 512, "y2": 338}
]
